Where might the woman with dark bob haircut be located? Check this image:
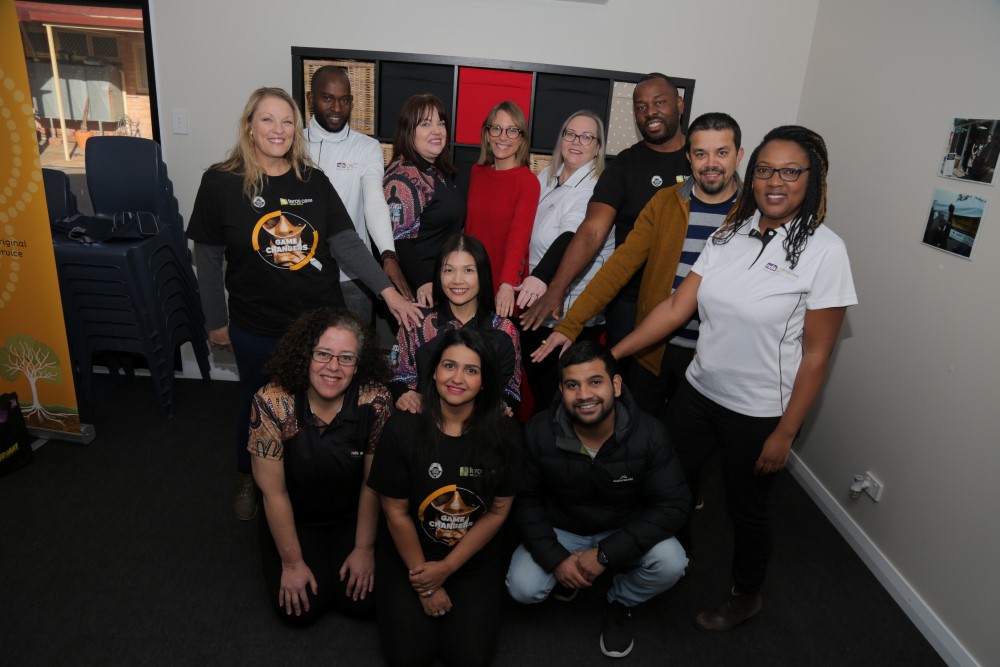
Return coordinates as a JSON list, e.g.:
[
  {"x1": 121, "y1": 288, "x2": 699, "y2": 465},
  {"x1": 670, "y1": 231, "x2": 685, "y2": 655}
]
[
  {"x1": 613, "y1": 125, "x2": 857, "y2": 631},
  {"x1": 389, "y1": 233, "x2": 521, "y2": 415},
  {"x1": 383, "y1": 94, "x2": 466, "y2": 306},
  {"x1": 248, "y1": 307, "x2": 392, "y2": 627},
  {"x1": 369, "y1": 327, "x2": 521, "y2": 667}
]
